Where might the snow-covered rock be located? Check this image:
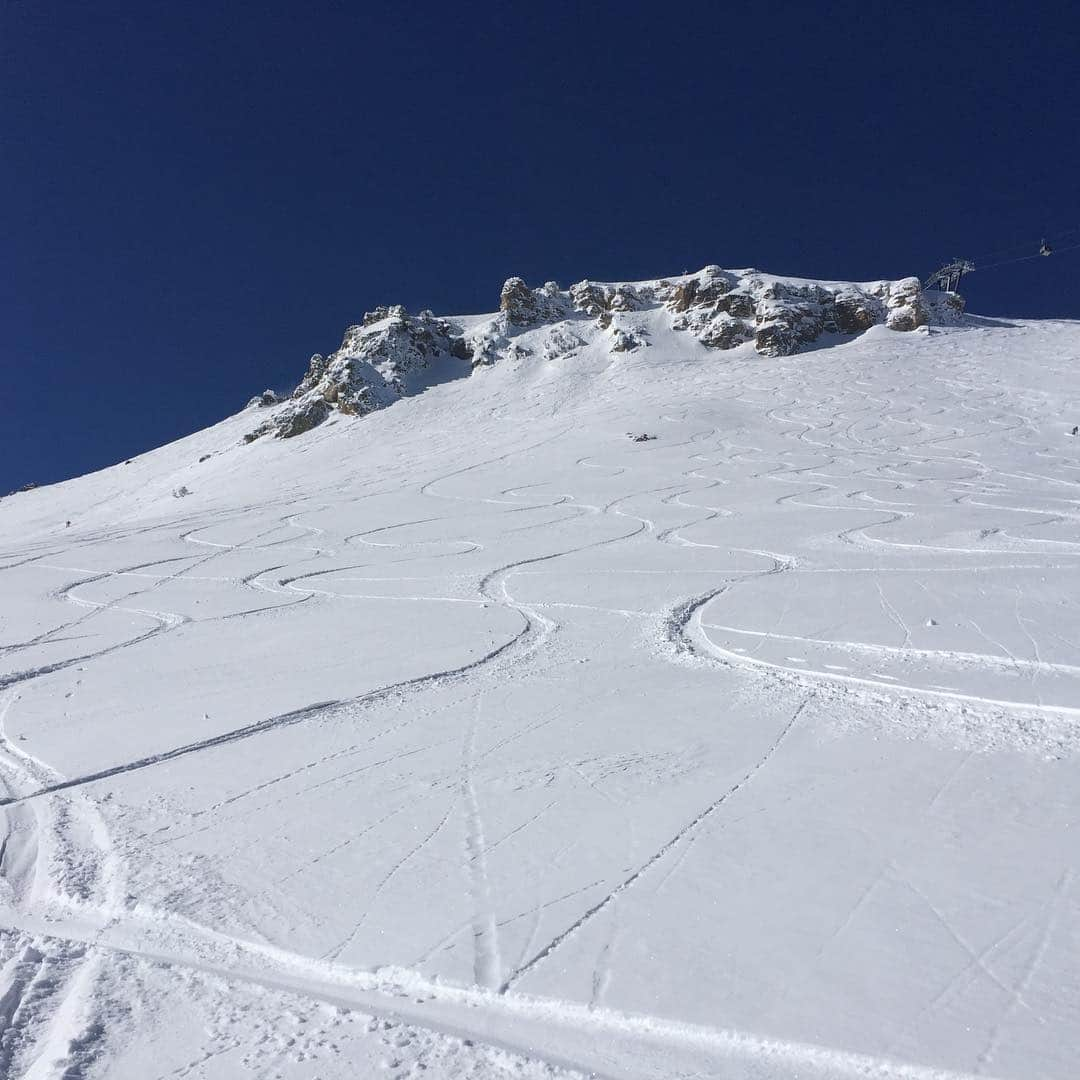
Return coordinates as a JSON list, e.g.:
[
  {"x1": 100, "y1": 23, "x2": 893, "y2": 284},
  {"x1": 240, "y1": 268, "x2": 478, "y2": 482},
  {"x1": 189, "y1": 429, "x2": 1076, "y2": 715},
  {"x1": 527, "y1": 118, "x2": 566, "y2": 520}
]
[
  {"x1": 883, "y1": 276, "x2": 927, "y2": 332},
  {"x1": 246, "y1": 308, "x2": 468, "y2": 441},
  {"x1": 662, "y1": 267, "x2": 937, "y2": 357},
  {"x1": 570, "y1": 280, "x2": 650, "y2": 322},
  {"x1": 248, "y1": 267, "x2": 963, "y2": 440},
  {"x1": 246, "y1": 389, "x2": 282, "y2": 409},
  {"x1": 499, "y1": 277, "x2": 568, "y2": 327}
]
